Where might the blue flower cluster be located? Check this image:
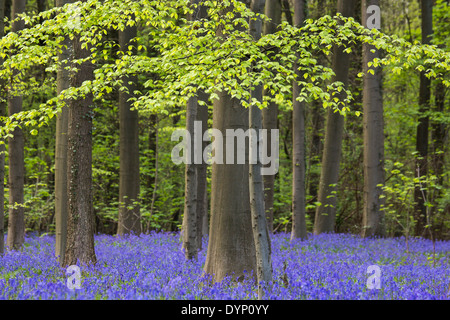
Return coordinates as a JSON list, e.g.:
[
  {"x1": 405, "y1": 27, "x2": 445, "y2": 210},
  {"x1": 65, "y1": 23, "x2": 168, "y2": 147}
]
[{"x1": 0, "y1": 232, "x2": 449, "y2": 299}]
